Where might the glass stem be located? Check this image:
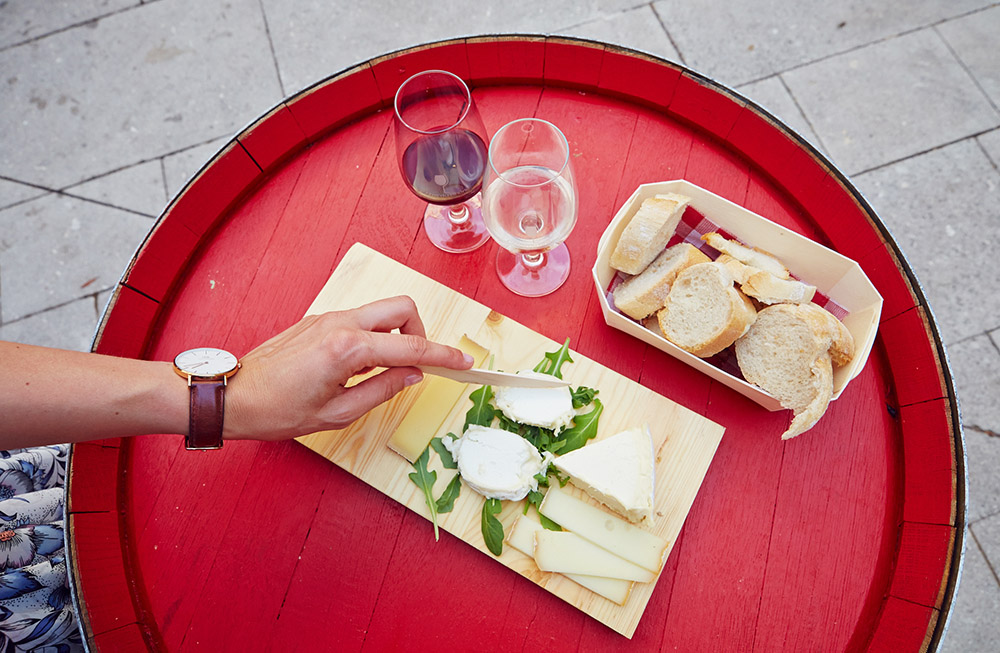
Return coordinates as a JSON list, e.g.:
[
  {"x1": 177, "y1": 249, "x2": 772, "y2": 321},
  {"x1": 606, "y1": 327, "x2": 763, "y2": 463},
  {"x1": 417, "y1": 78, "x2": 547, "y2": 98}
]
[
  {"x1": 521, "y1": 252, "x2": 545, "y2": 269},
  {"x1": 448, "y1": 204, "x2": 470, "y2": 225}
]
